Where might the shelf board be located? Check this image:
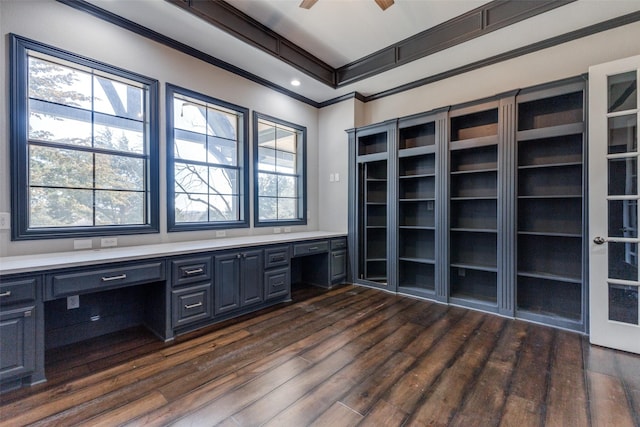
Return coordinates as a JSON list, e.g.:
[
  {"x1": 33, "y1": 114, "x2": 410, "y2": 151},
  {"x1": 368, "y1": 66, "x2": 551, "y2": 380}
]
[
  {"x1": 398, "y1": 145, "x2": 436, "y2": 157},
  {"x1": 450, "y1": 262, "x2": 498, "y2": 272},
  {"x1": 399, "y1": 257, "x2": 436, "y2": 264},
  {"x1": 518, "y1": 194, "x2": 581, "y2": 200},
  {"x1": 450, "y1": 227, "x2": 497, "y2": 233},
  {"x1": 365, "y1": 258, "x2": 387, "y2": 263},
  {"x1": 399, "y1": 173, "x2": 436, "y2": 179},
  {"x1": 366, "y1": 178, "x2": 387, "y2": 182},
  {"x1": 518, "y1": 230, "x2": 582, "y2": 238},
  {"x1": 450, "y1": 167, "x2": 497, "y2": 175},
  {"x1": 449, "y1": 135, "x2": 498, "y2": 150},
  {"x1": 450, "y1": 196, "x2": 497, "y2": 201},
  {"x1": 517, "y1": 122, "x2": 584, "y2": 141},
  {"x1": 365, "y1": 225, "x2": 386, "y2": 229},
  {"x1": 517, "y1": 270, "x2": 581, "y2": 284},
  {"x1": 366, "y1": 202, "x2": 387, "y2": 205},
  {"x1": 399, "y1": 198, "x2": 436, "y2": 202},
  {"x1": 518, "y1": 161, "x2": 582, "y2": 170},
  {"x1": 399, "y1": 225, "x2": 435, "y2": 230}
]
